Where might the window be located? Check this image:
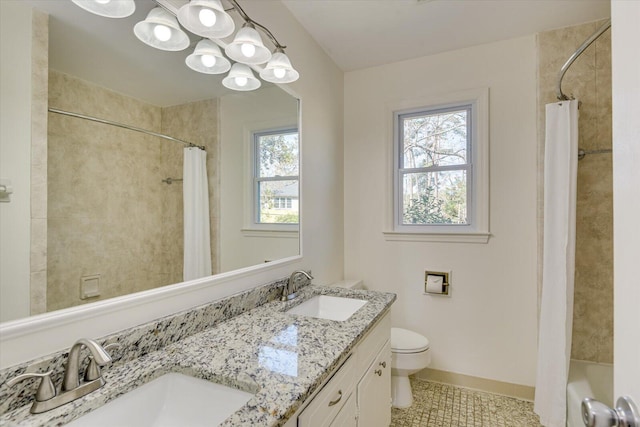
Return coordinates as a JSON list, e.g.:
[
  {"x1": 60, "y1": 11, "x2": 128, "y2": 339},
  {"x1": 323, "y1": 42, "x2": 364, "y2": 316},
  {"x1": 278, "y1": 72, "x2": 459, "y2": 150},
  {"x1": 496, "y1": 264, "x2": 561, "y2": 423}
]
[
  {"x1": 253, "y1": 128, "x2": 299, "y2": 226},
  {"x1": 389, "y1": 89, "x2": 489, "y2": 243}
]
